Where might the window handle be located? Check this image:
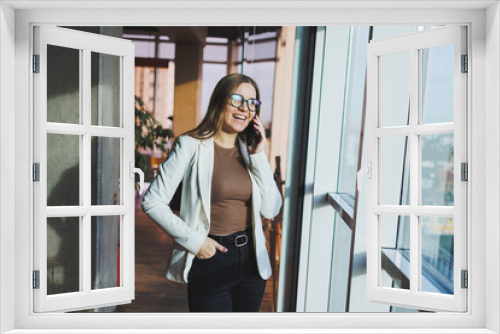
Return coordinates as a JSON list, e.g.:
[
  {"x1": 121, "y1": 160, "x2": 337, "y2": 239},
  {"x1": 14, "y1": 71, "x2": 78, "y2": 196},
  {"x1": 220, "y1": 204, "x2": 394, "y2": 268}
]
[
  {"x1": 130, "y1": 162, "x2": 145, "y2": 195},
  {"x1": 356, "y1": 162, "x2": 372, "y2": 195}
]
